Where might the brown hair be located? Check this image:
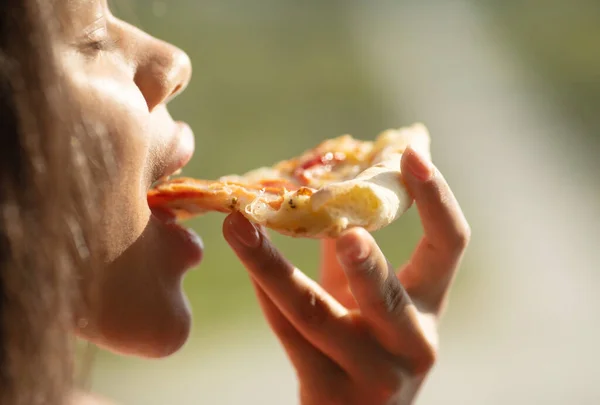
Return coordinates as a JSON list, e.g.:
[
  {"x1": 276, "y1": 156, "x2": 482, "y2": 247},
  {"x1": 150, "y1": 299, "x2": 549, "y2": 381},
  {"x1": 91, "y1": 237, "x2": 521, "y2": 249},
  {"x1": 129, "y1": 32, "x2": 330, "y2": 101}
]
[{"x1": 0, "y1": 1, "x2": 106, "y2": 404}]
